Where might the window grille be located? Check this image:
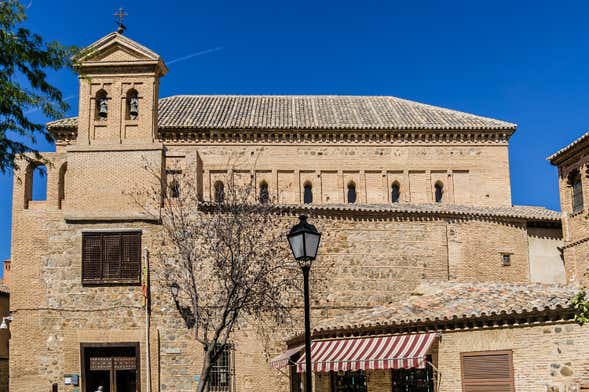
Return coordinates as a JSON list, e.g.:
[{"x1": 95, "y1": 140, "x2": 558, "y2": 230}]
[
  {"x1": 331, "y1": 371, "x2": 367, "y2": 392},
  {"x1": 210, "y1": 344, "x2": 234, "y2": 392},
  {"x1": 392, "y1": 358, "x2": 434, "y2": 392},
  {"x1": 82, "y1": 232, "x2": 141, "y2": 284}
]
